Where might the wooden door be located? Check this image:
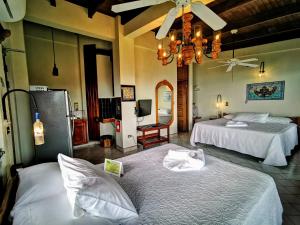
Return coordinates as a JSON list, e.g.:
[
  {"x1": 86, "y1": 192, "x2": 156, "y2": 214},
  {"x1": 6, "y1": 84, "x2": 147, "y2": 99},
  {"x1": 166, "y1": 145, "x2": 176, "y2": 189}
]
[
  {"x1": 83, "y1": 45, "x2": 99, "y2": 140},
  {"x1": 177, "y1": 65, "x2": 189, "y2": 132}
]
